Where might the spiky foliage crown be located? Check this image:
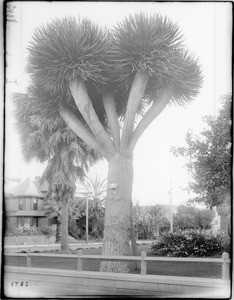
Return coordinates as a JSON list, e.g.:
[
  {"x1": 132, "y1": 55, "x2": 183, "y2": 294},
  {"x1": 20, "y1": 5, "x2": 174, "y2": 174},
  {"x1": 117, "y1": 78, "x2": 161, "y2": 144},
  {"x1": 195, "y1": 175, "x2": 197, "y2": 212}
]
[
  {"x1": 144, "y1": 49, "x2": 203, "y2": 105},
  {"x1": 25, "y1": 13, "x2": 203, "y2": 121},
  {"x1": 109, "y1": 13, "x2": 183, "y2": 79},
  {"x1": 109, "y1": 13, "x2": 203, "y2": 105},
  {"x1": 27, "y1": 17, "x2": 110, "y2": 95}
]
